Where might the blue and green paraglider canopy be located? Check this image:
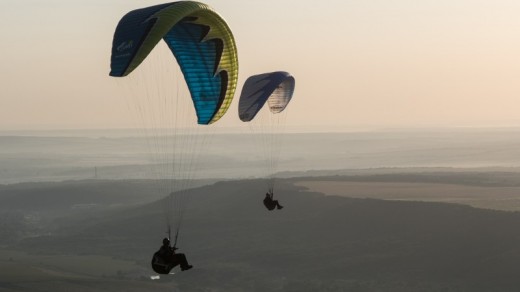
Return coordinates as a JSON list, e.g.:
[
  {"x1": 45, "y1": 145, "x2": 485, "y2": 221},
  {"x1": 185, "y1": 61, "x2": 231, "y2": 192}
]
[
  {"x1": 109, "y1": 1, "x2": 239, "y2": 125},
  {"x1": 109, "y1": 1, "x2": 239, "y2": 263}
]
